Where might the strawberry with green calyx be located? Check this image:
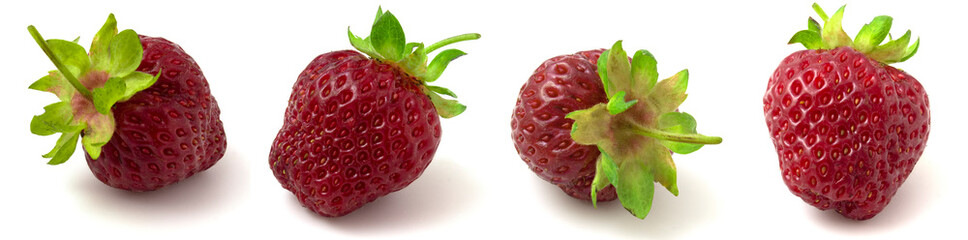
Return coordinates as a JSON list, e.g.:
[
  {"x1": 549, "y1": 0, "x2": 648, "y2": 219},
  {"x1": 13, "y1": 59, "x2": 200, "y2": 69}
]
[
  {"x1": 764, "y1": 3, "x2": 927, "y2": 220},
  {"x1": 29, "y1": 14, "x2": 227, "y2": 191},
  {"x1": 29, "y1": 14, "x2": 159, "y2": 165},
  {"x1": 567, "y1": 41, "x2": 722, "y2": 219},
  {"x1": 269, "y1": 7, "x2": 479, "y2": 217}
]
